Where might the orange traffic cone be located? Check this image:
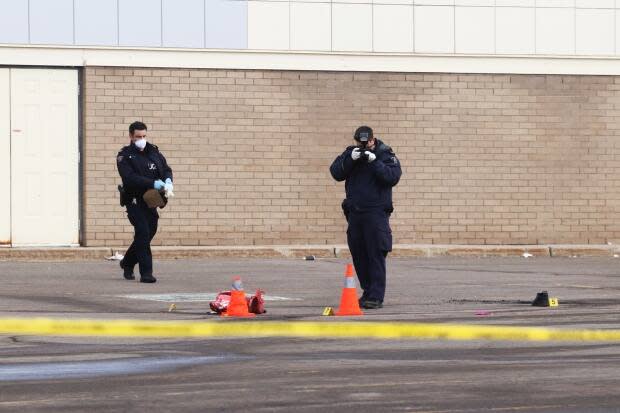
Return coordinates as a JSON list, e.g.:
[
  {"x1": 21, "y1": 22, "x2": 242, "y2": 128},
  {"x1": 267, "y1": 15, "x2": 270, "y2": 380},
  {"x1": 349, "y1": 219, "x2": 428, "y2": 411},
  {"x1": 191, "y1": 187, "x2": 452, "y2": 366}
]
[
  {"x1": 336, "y1": 263, "x2": 363, "y2": 316},
  {"x1": 223, "y1": 276, "x2": 255, "y2": 318}
]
